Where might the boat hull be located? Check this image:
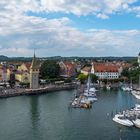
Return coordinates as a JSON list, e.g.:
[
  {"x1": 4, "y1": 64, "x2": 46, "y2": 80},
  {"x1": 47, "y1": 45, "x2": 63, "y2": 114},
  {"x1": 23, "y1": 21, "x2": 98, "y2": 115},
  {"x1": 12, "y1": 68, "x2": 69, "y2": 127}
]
[
  {"x1": 113, "y1": 115, "x2": 133, "y2": 127},
  {"x1": 132, "y1": 119, "x2": 140, "y2": 128}
]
